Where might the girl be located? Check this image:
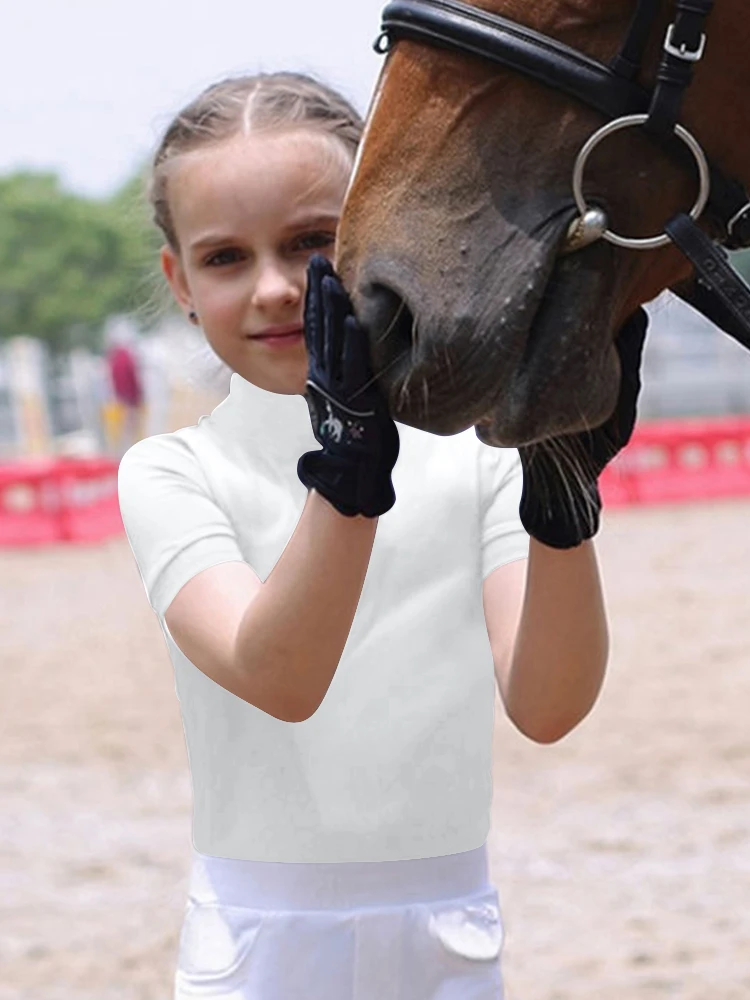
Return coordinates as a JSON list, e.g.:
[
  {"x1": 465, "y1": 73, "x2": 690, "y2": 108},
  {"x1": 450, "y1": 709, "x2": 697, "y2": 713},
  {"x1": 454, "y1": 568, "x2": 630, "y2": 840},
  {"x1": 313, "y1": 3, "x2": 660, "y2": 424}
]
[{"x1": 118, "y1": 72, "x2": 644, "y2": 1000}]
